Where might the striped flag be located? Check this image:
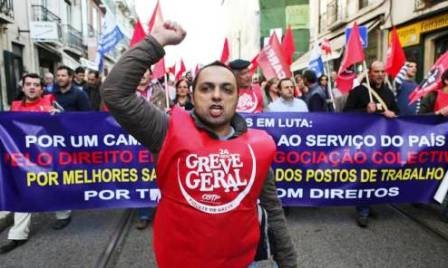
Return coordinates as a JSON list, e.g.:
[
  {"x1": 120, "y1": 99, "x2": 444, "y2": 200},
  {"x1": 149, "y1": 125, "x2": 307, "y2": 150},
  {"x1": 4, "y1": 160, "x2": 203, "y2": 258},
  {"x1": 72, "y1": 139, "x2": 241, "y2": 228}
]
[
  {"x1": 308, "y1": 43, "x2": 324, "y2": 77},
  {"x1": 95, "y1": 10, "x2": 124, "y2": 72}
]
